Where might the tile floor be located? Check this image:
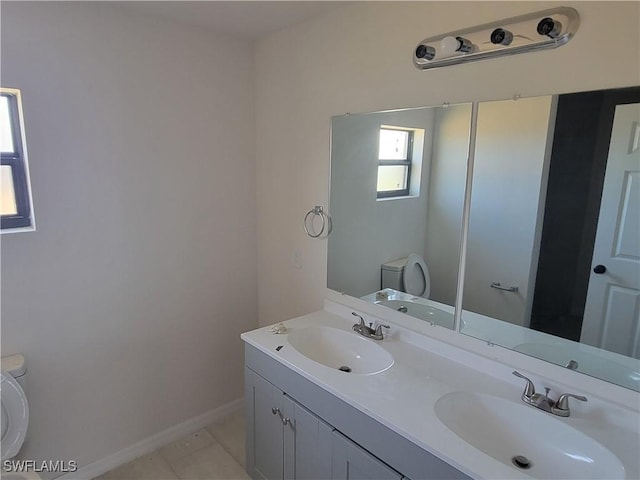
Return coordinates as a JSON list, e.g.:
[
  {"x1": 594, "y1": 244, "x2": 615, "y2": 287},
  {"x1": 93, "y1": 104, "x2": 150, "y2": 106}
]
[{"x1": 94, "y1": 409, "x2": 247, "y2": 480}]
